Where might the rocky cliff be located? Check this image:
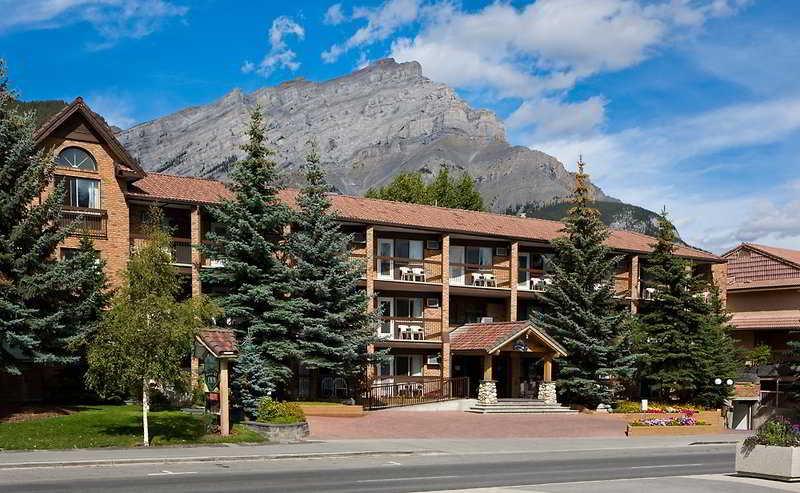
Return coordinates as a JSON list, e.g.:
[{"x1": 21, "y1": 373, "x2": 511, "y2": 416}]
[{"x1": 118, "y1": 59, "x2": 614, "y2": 211}]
